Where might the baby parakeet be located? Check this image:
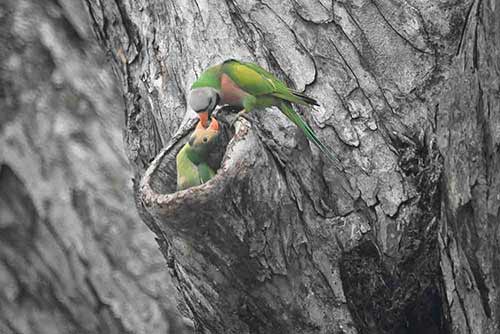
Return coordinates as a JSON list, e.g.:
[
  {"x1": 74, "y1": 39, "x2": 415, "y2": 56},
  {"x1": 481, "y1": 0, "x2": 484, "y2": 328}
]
[{"x1": 176, "y1": 118, "x2": 220, "y2": 191}]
